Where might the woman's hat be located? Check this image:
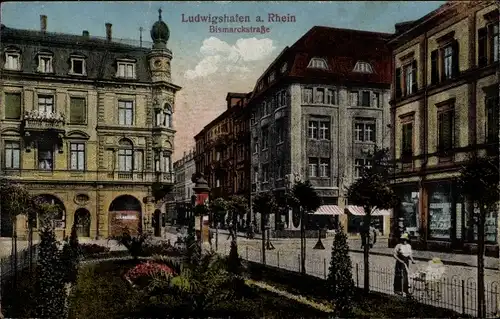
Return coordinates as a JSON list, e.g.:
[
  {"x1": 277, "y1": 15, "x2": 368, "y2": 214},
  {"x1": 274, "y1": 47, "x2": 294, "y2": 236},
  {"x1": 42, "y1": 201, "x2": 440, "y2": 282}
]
[{"x1": 400, "y1": 233, "x2": 409, "y2": 240}]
